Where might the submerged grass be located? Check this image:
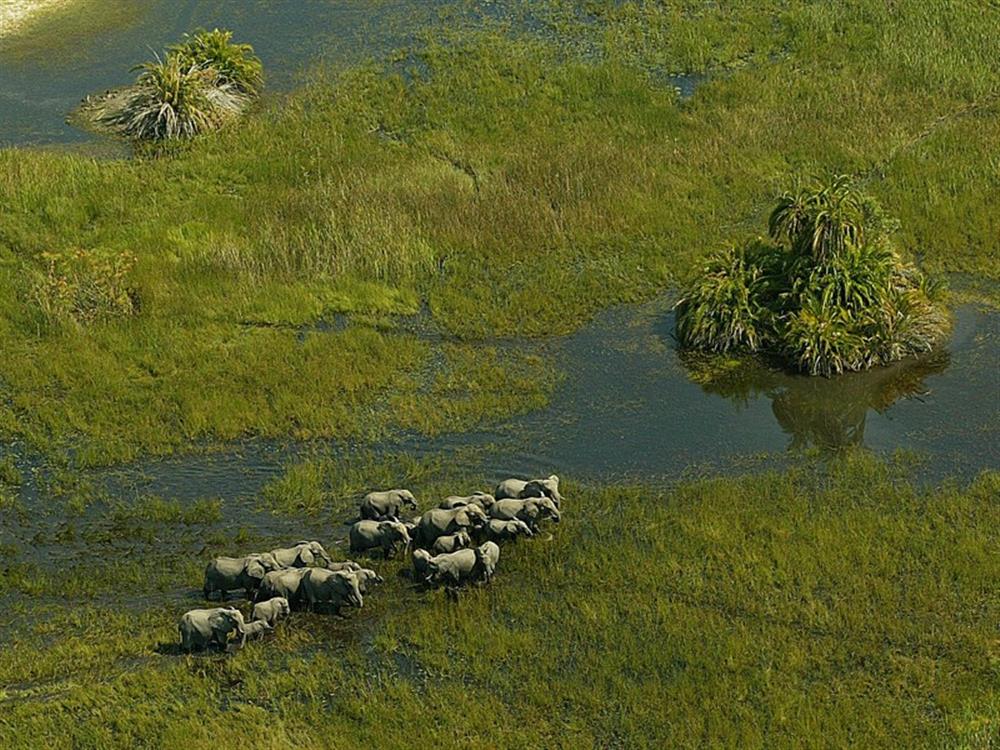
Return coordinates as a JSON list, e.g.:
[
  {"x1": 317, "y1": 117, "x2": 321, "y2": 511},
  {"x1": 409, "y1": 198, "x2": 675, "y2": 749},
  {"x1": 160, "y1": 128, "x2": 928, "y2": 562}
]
[
  {"x1": 0, "y1": 456, "x2": 997, "y2": 747},
  {"x1": 0, "y1": 0, "x2": 997, "y2": 463}
]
